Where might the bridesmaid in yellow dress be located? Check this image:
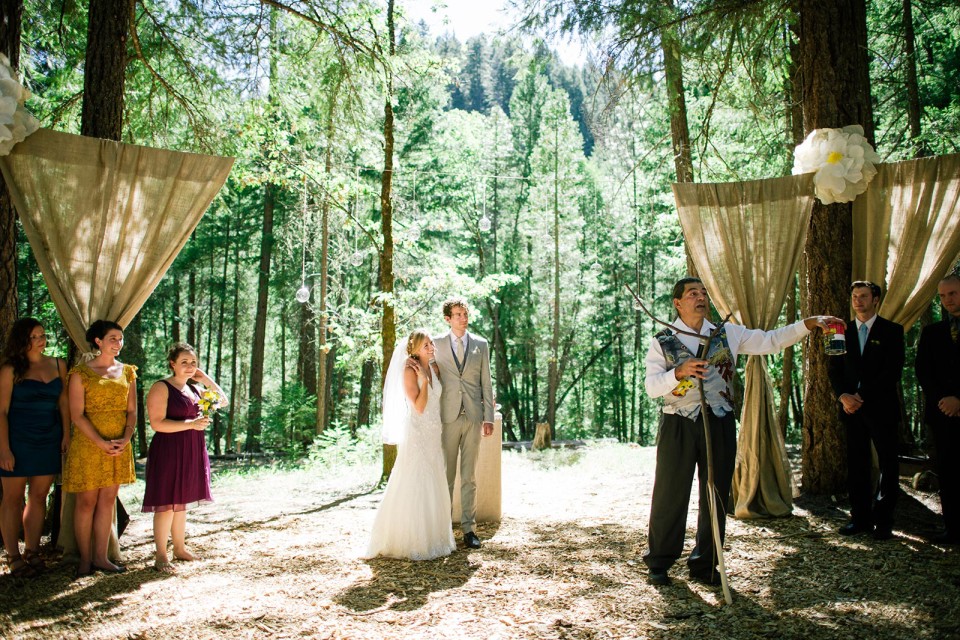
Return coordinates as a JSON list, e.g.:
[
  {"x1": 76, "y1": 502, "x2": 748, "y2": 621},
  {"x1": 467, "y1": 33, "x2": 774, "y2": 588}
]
[{"x1": 63, "y1": 320, "x2": 137, "y2": 577}]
